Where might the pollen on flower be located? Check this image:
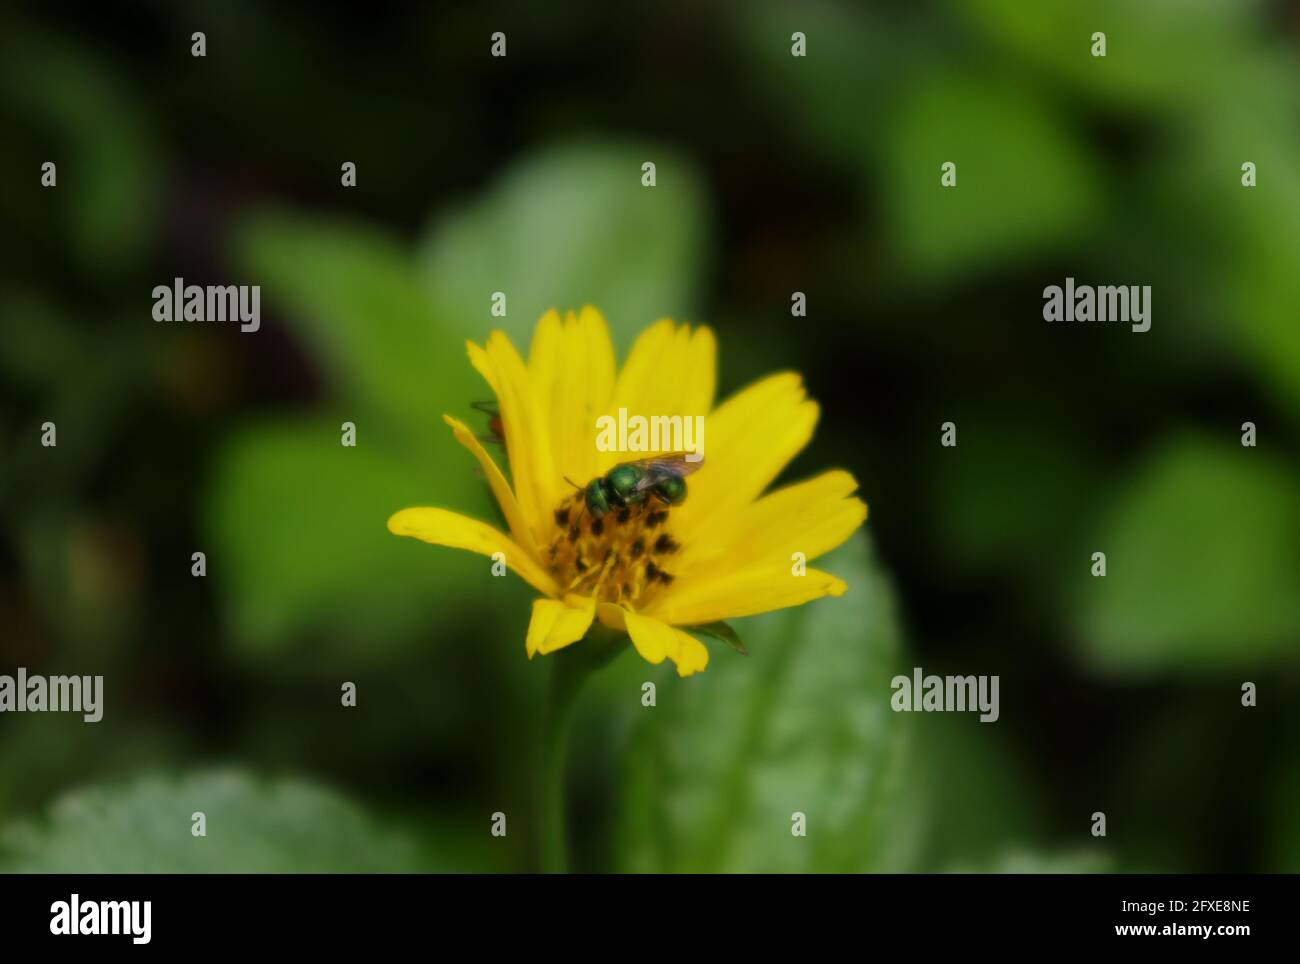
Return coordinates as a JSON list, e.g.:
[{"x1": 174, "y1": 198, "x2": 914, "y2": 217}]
[{"x1": 546, "y1": 492, "x2": 681, "y2": 605}]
